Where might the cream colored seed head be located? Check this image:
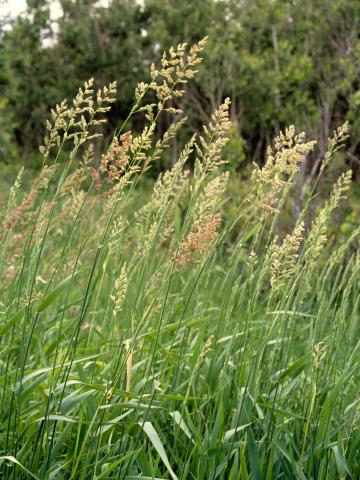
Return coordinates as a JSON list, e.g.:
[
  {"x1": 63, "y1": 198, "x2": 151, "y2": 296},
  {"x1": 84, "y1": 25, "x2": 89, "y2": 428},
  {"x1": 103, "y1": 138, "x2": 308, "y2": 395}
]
[
  {"x1": 175, "y1": 213, "x2": 222, "y2": 267},
  {"x1": 111, "y1": 263, "x2": 128, "y2": 316}
]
